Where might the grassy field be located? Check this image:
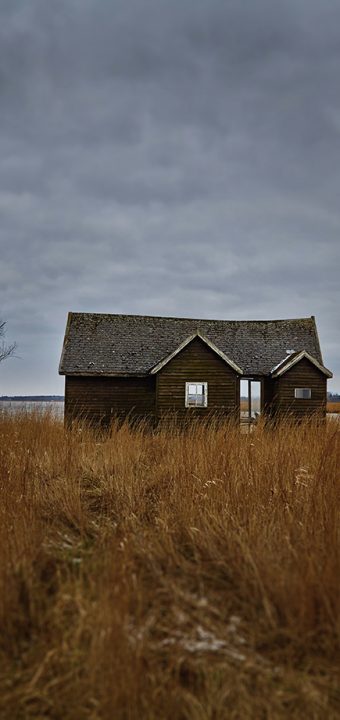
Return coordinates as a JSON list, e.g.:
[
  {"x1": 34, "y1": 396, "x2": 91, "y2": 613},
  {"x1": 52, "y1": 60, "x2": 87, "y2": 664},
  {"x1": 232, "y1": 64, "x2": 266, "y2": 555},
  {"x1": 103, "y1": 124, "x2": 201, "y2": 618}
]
[
  {"x1": 0, "y1": 412, "x2": 339, "y2": 719},
  {"x1": 327, "y1": 402, "x2": 340, "y2": 414}
]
